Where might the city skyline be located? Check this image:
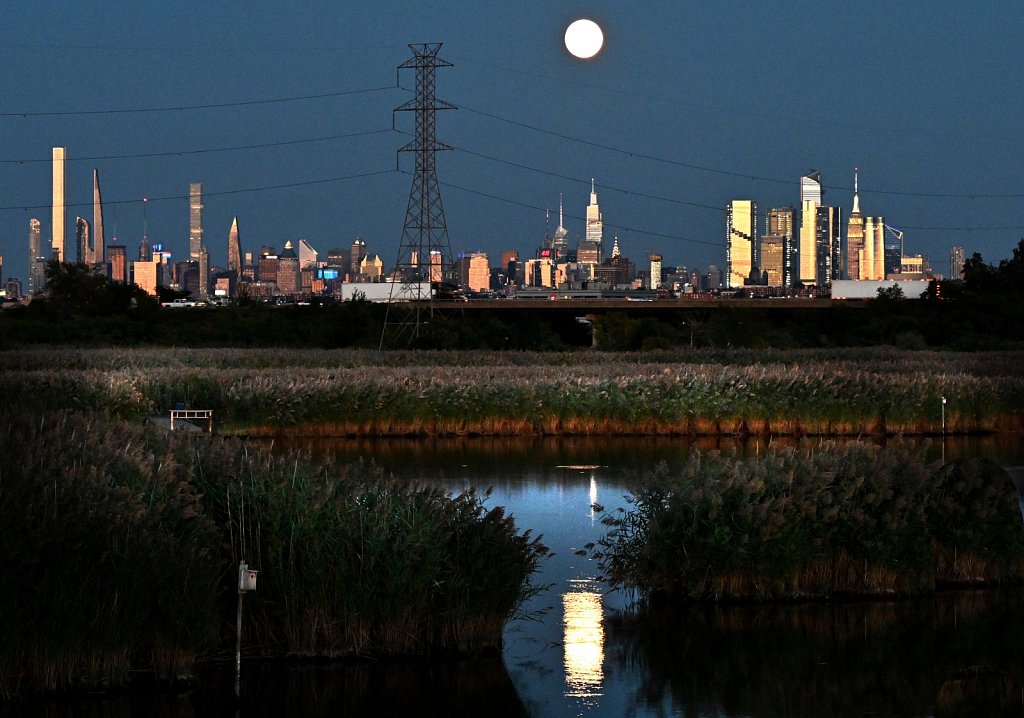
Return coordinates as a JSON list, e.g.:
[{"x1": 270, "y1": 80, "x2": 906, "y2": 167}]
[{"x1": 2, "y1": 3, "x2": 1022, "y2": 286}]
